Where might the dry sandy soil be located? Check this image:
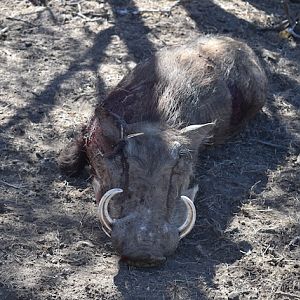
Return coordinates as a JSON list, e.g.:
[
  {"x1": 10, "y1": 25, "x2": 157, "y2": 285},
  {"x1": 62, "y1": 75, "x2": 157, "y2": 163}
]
[{"x1": 0, "y1": 0, "x2": 299, "y2": 299}]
